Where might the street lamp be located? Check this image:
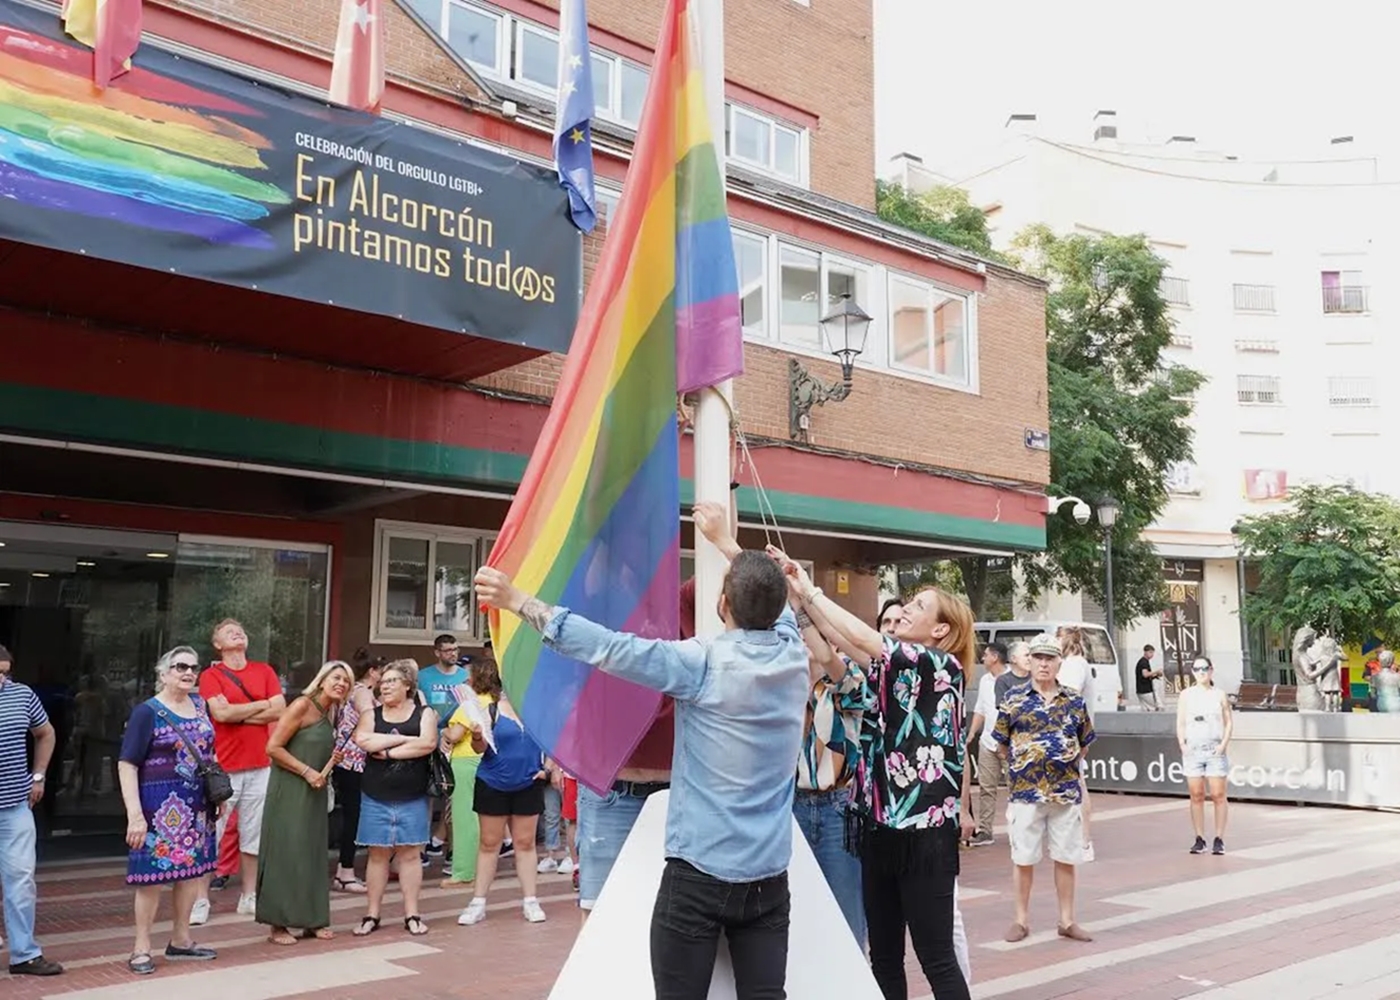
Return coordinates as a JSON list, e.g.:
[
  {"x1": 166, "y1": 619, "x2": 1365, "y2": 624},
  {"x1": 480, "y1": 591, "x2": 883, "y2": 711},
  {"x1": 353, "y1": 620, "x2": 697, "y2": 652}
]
[
  {"x1": 788, "y1": 293, "x2": 873, "y2": 441},
  {"x1": 1097, "y1": 496, "x2": 1120, "y2": 641}
]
